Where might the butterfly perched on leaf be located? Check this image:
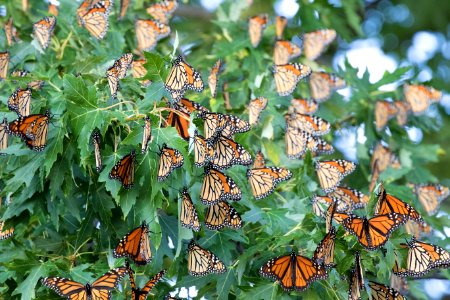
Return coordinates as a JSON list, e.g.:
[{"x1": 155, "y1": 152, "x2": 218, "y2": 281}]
[
  {"x1": 0, "y1": 52, "x2": 9, "y2": 81},
  {"x1": 315, "y1": 160, "x2": 356, "y2": 193},
  {"x1": 308, "y1": 72, "x2": 345, "y2": 102},
  {"x1": 209, "y1": 134, "x2": 253, "y2": 170},
  {"x1": 146, "y1": 0, "x2": 178, "y2": 24},
  {"x1": 285, "y1": 113, "x2": 331, "y2": 136},
  {"x1": 180, "y1": 188, "x2": 200, "y2": 232},
  {"x1": 248, "y1": 97, "x2": 268, "y2": 126},
  {"x1": 348, "y1": 251, "x2": 364, "y2": 300},
  {"x1": 198, "y1": 111, "x2": 250, "y2": 140},
  {"x1": 8, "y1": 110, "x2": 50, "y2": 151},
  {"x1": 273, "y1": 41, "x2": 302, "y2": 65},
  {"x1": 403, "y1": 83, "x2": 442, "y2": 115},
  {"x1": 141, "y1": 116, "x2": 153, "y2": 154},
  {"x1": 275, "y1": 16, "x2": 287, "y2": 40},
  {"x1": 0, "y1": 118, "x2": 9, "y2": 154},
  {"x1": 192, "y1": 130, "x2": 214, "y2": 167},
  {"x1": 248, "y1": 14, "x2": 268, "y2": 48},
  {"x1": 77, "y1": 0, "x2": 112, "y2": 39},
  {"x1": 303, "y1": 29, "x2": 336, "y2": 61},
  {"x1": 157, "y1": 144, "x2": 184, "y2": 181},
  {"x1": 135, "y1": 19, "x2": 171, "y2": 52},
  {"x1": 33, "y1": 16, "x2": 56, "y2": 50},
  {"x1": 208, "y1": 59, "x2": 224, "y2": 98},
  {"x1": 42, "y1": 266, "x2": 128, "y2": 300},
  {"x1": 0, "y1": 221, "x2": 14, "y2": 240},
  {"x1": 106, "y1": 53, "x2": 133, "y2": 98},
  {"x1": 288, "y1": 98, "x2": 319, "y2": 115},
  {"x1": 92, "y1": 129, "x2": 103, "y2": 172},
  {"x1": 259, "y1": 252, "x2": 327, "y2": 291},
  {"x1": 204, "y1": 201, "x2": 242, "y2": 230},
  {"x1": 334, "y1": 211, "x2": 407, "y2": 250},
  {"x1": 284, "y1": 127, "x2": 318, "y2": 159},
  {"x1": 125, "y1": 261, "x2": 166, "y2": 300},
  {"x1": 187, "y1": 240, "x2": 227, "y2": 276},
  {"x1": 200, "y1": 166, "x2": 241, "y2": 205},
  {"x1": 368, "y1": 281, "x2": 406, "y2": 300},
  {"x1": 109, "y1": 150, "x2": 136, "y2": 189},
  {"x1": 132, "y1": 59, "x2": 152, "y2": 87},
  {"x1": 5, "y1": 18, "x2": 20, "y2": 46},
  {"x1": 252, "y1": 150, "x2": 266, "y2": 169},
  {"x1": 312, "y1": 226, "x2": 336, "y2": 270},
  {"x1": 113, "y1": 222, "x2": 152, "y2": 265},
  {"x1": 329, "y1": 186, "x2": 369, "y2": 212},
  {"x1": 247, "y1": 166, "x2": 292, "y2": 199},
  {"x1": 413, "y1": 183, "x2": 449, "y2": 216},
  {"x1": 8, "y1": 88, "x2": 31, "y2": 117},
  {"x1": 165, "y1": 55, "x2": 204, "y2": 101},
  {"x1": 273, "y1": 63, "x2": 312, "y2": 96},
  {"x1": 374, "y1": 101, "x2": 398, "y2": 131}
]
